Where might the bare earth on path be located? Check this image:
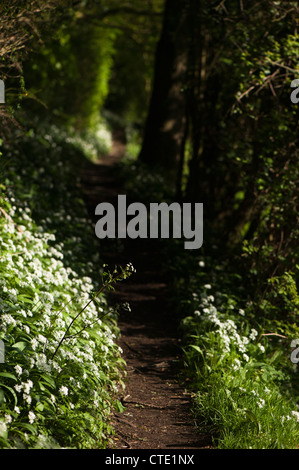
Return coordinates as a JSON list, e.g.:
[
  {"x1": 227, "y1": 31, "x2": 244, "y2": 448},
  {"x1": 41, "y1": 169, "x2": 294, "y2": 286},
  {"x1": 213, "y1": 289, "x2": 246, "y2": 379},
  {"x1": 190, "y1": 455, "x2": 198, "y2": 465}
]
[{"x1": 81, "y1": 134, "x2": 212, "y2": 450}]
